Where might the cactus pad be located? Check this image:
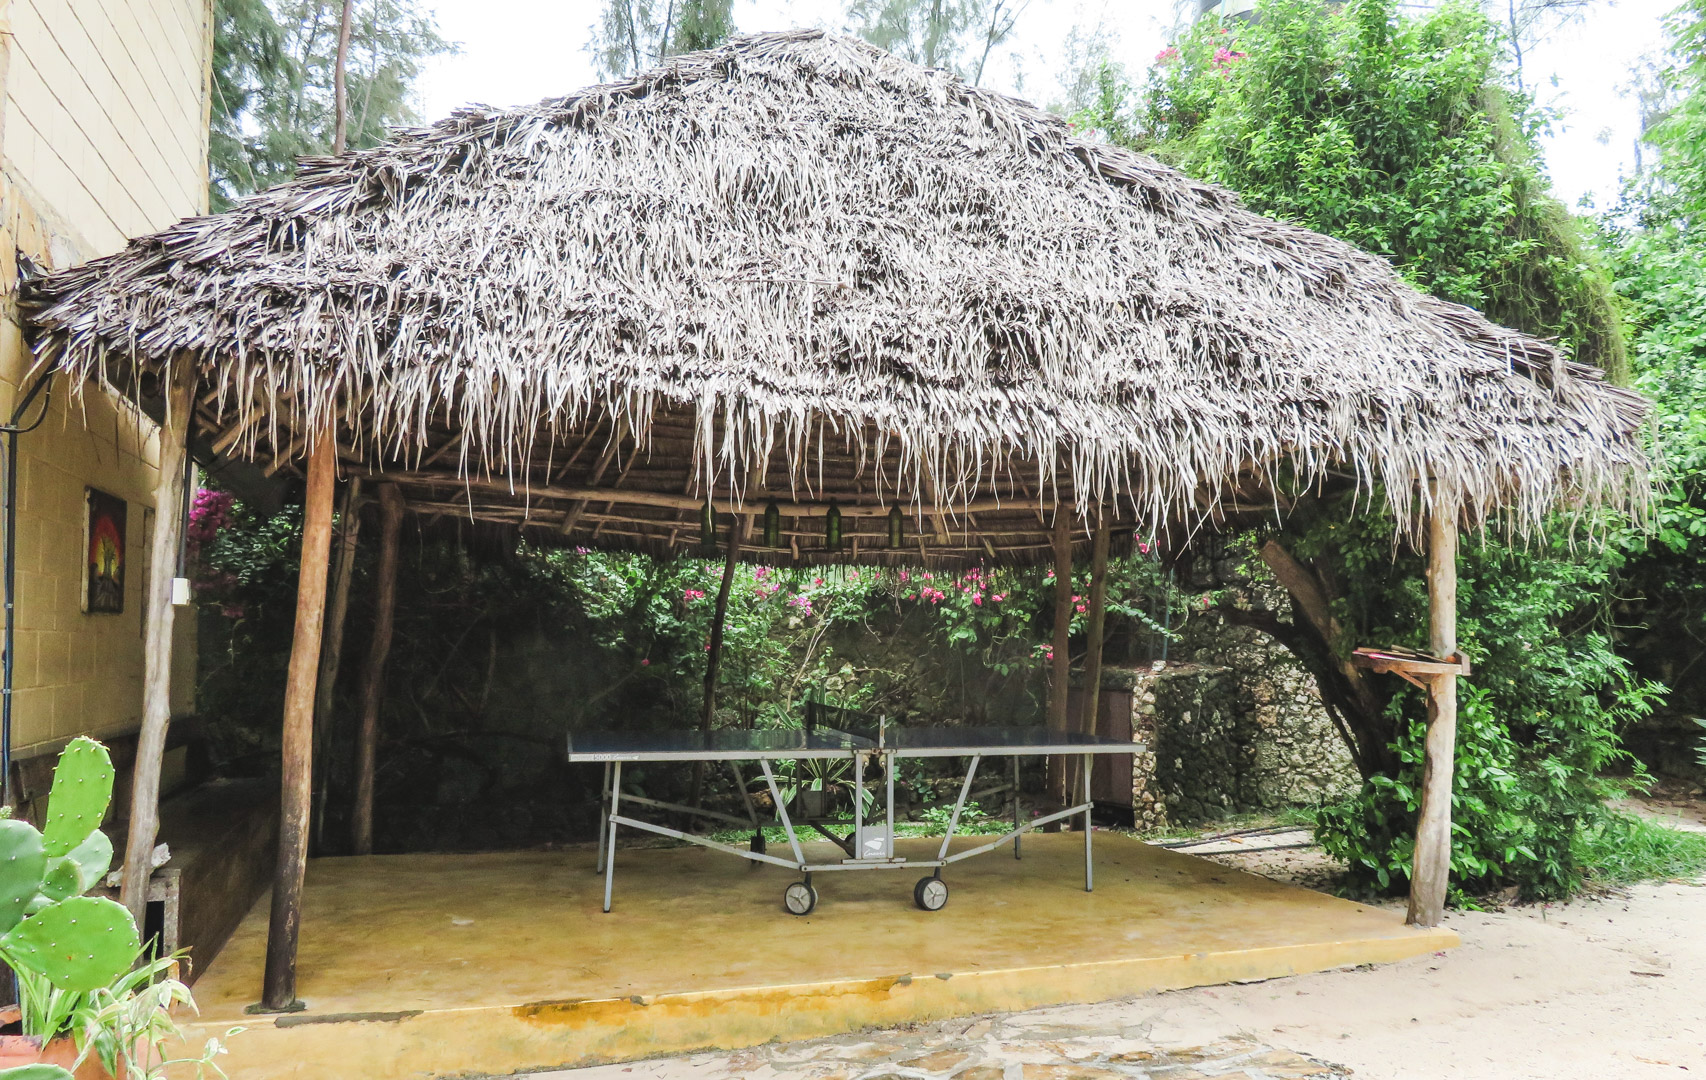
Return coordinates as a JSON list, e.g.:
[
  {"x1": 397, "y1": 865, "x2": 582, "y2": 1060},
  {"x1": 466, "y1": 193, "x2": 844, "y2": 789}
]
[
  {"x1": 2, "y1": 895, "x2": 140, "y2": 992},
  {"x1": 41, "y1": 737, "x2": 114, "y2": 859},
  {"x1": 39, "y1": 857, "x2": 80, "y2": 903},
  {"x1": 0, "y1": 818, "x2": 46, "y2": 935},
  {"x1": 62, "y1": 830, "x2": 113, "y2": 894}
]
